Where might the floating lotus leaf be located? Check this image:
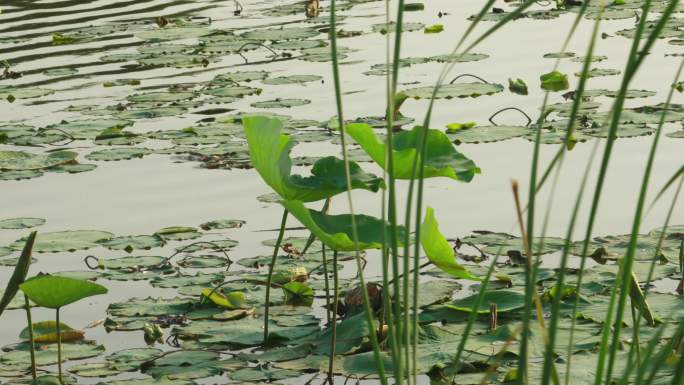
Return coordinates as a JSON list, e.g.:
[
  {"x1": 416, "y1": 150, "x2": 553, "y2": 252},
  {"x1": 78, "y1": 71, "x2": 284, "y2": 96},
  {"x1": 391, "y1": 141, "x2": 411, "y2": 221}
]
[
  {"x1": 20, "y1": 275, "x2": 107, "y2": 308},
  {"x1": 429, "y1": 52, "x2": 489, "y2": 63},
  {"x1": 250, "y1": 98, "x2": 311, "y2": 108},
  {"x1": 0, "y1": 341, "x2": 105, "y2": 366},
  {"x1": 203, "y1": 86, "x2": 262, "y2": 98},
  {"x1": 86, "y1": 147, "x2": 153, "y2": 161},
  {"x1": 571, "y1": 55, "x2": 608, "y2": 63},
  {"x1": 0, "y1": 170, "x2": 43, "y2": 181},
  {"x1": 213, "y1": 71, "x2": 269, "y2": 83},
  {"x1": 585, "y1": 8, "x2": 635, "y2": 19},
  {"x1": 271, "y1": 39, "x2": 326, "y2": 50},
  {"x1": 346, "y1": 123, "x2": 480, "y2": 181},
  {"x1": 53, "y1": 270, "x2": 101, "y2": 280},
  {"x1": 421, "y1": 207, "x2": 479, "y2": 280},
  {"x1": 150, "y1": 272, "x2": 223, "y2": 288},
  {"x1": 281, "y1": 200, "x2": 405, "y2": 251},
  {"x1": 96, "y1": 378, "x2": 195, "y2": 385},
  {"x1": 12, "y1": 230, "x2": 113, "y2": 252},
  {"x1": 462, "y1": 231, "x2": 566, "y2": 255},
  {"x1": 402, "y1": 82, "x2": 503, "y2": 99},
  {"x1": 299, "y1": 45, "x2": 354, "y2": 62},
  {"x1": 155, "y1": 226, "x2": 201, "y2": 241},
  {"x1": 543, "y1": 52, "x2": 575, "y2": 58},
  {"x1": 127, "y1": 92, "x2": 196, "y2": 103},
  {"x1": 540, "y1": 70, "x2": 569, "y2": 91},
  {"x1": 106, "y1": 347, "x2": 163, "y2": 371},
  {"x1": 43, "y1": 118, "x2": 132, "y2": 140},
  {"x1": 176, "y1": 238, "x2": 238, "y2": 253},
  {"x1": 99, "y1": 235, "x2": 164, "y2": 251},
  {"x1": 577, "y1": 68, "x2": 621, "y2": 78},
  {"x1": 447, "y1": 125, "x2": 529, "y2": 144},
  {"x1": 238, "y1": 344, "x2": 312, "y2": 363},
  {"x1": 107, "y1": 297, "x2": 195, "y2": 317},
  {"x1": 262, "y1": 75, "x2": 322, "y2": 85},
  {"x1": 243, "y1": 115, "x2": 383, "y2": 202},
  {"x1": 0, "y1": 151, "x2": 77, "y2": 171},
  {"x1": 143, "y1": 350, "x2": 221, "y2": 380},
  {"x1": 44, "y1": 68, "x2": 78, "y2": 77},
  {"x1": 372, "y1": 22, "x2": 425, "y2": 34},
  {"x1": 136, "y1": 27, "x2": 213, "y2": 41},
  {"x1": 19, "y1": 321, "x2": 84, "y2": 343},
  {"x1": 447, "y1": 289, "x2": 525, "y2": 313},
  {"x1": 48, "y1": 163, "x2": 98, "y2": 174},
  {"x1": 174, "y1": 317, "x2": 317, "y2": 347},
  {"x1": 0, "y1": 217, "x2": 45, "y2": 229},
  {"x1": 199, "y1": 219, "x2": 245, "y2": 230},
  {"x1": 648, "y1": 224, "x2": 684, "y2": 241},
  {"x1": 178, "y1": 254, "x2": 230, "y2": 268},
  {"x1": 666, "y1": 130, "x2": 684, "y2": 138},
  {"x1": 584, "y1": 123, "x2": 655, "y2": 138},
  {"x1": 582, "y1": 89, "x2": 656, "y2": 98},
  {"x1": 570, "y1": 233, "x2": 678, "y2": 262},
  {"x1": 231, "y1": 367, "x2": 301, "y2": 382},
  {"x1": 138, "y1": 54, "x2": 218, "y2": 68},
  {"x1": 98, "y1": 255, "x2": 166, "y2": 270},
  {"x1": 0, "y1": 86, "x2": 54, "y2": 100},
  {"x1": 68, "y1": 362, "x2": 121, "y2": 377},
  {"x1": 241, "y1": 27, "x2": 319, "y2": 41},
  {"x1": 138, "y1": 44, "x2": 194, "y2": 55}
]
